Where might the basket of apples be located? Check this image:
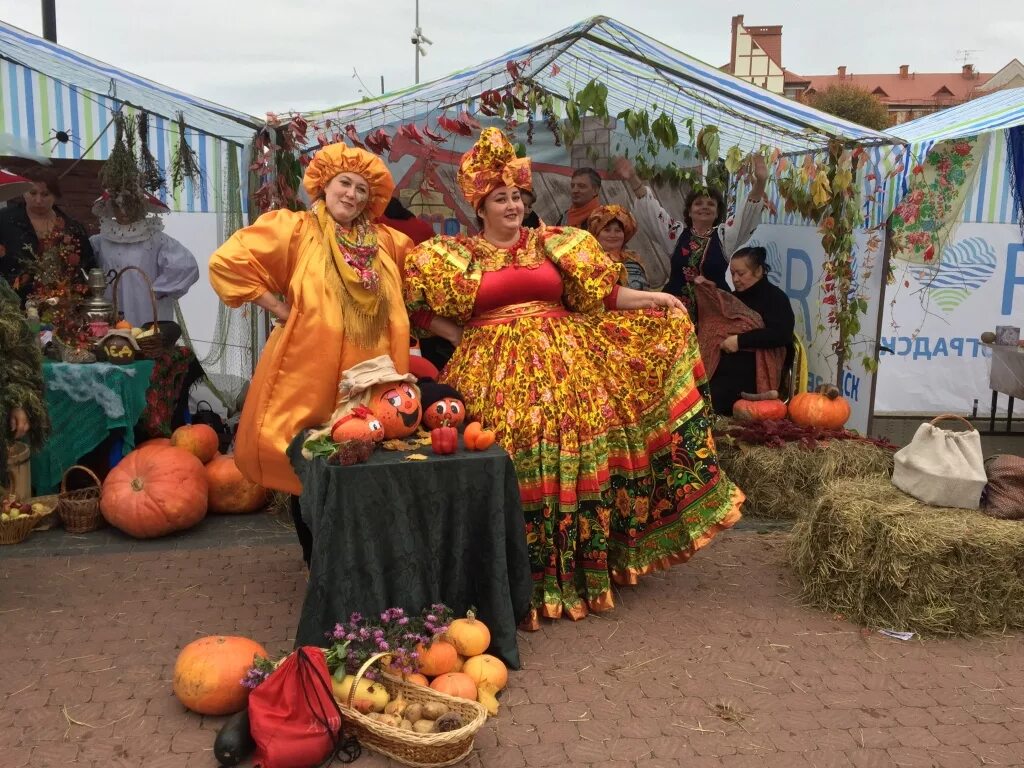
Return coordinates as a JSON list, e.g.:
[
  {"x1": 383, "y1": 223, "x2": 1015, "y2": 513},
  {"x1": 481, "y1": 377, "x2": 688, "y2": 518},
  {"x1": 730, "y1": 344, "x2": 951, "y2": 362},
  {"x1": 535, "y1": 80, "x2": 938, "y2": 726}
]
[{"x1": 0, "y1": 493, "x2": 47, "y2": 545}]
